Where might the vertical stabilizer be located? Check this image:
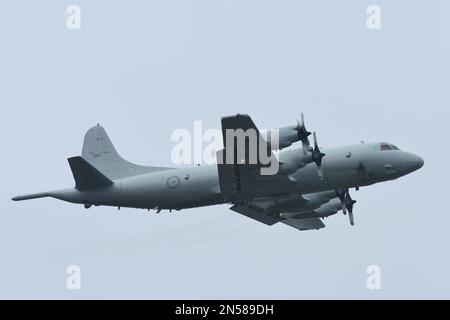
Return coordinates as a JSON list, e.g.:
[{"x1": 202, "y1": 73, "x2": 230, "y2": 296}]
[{"x1": 81, "y1": 125, "x2": 174, "y2": 180}]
